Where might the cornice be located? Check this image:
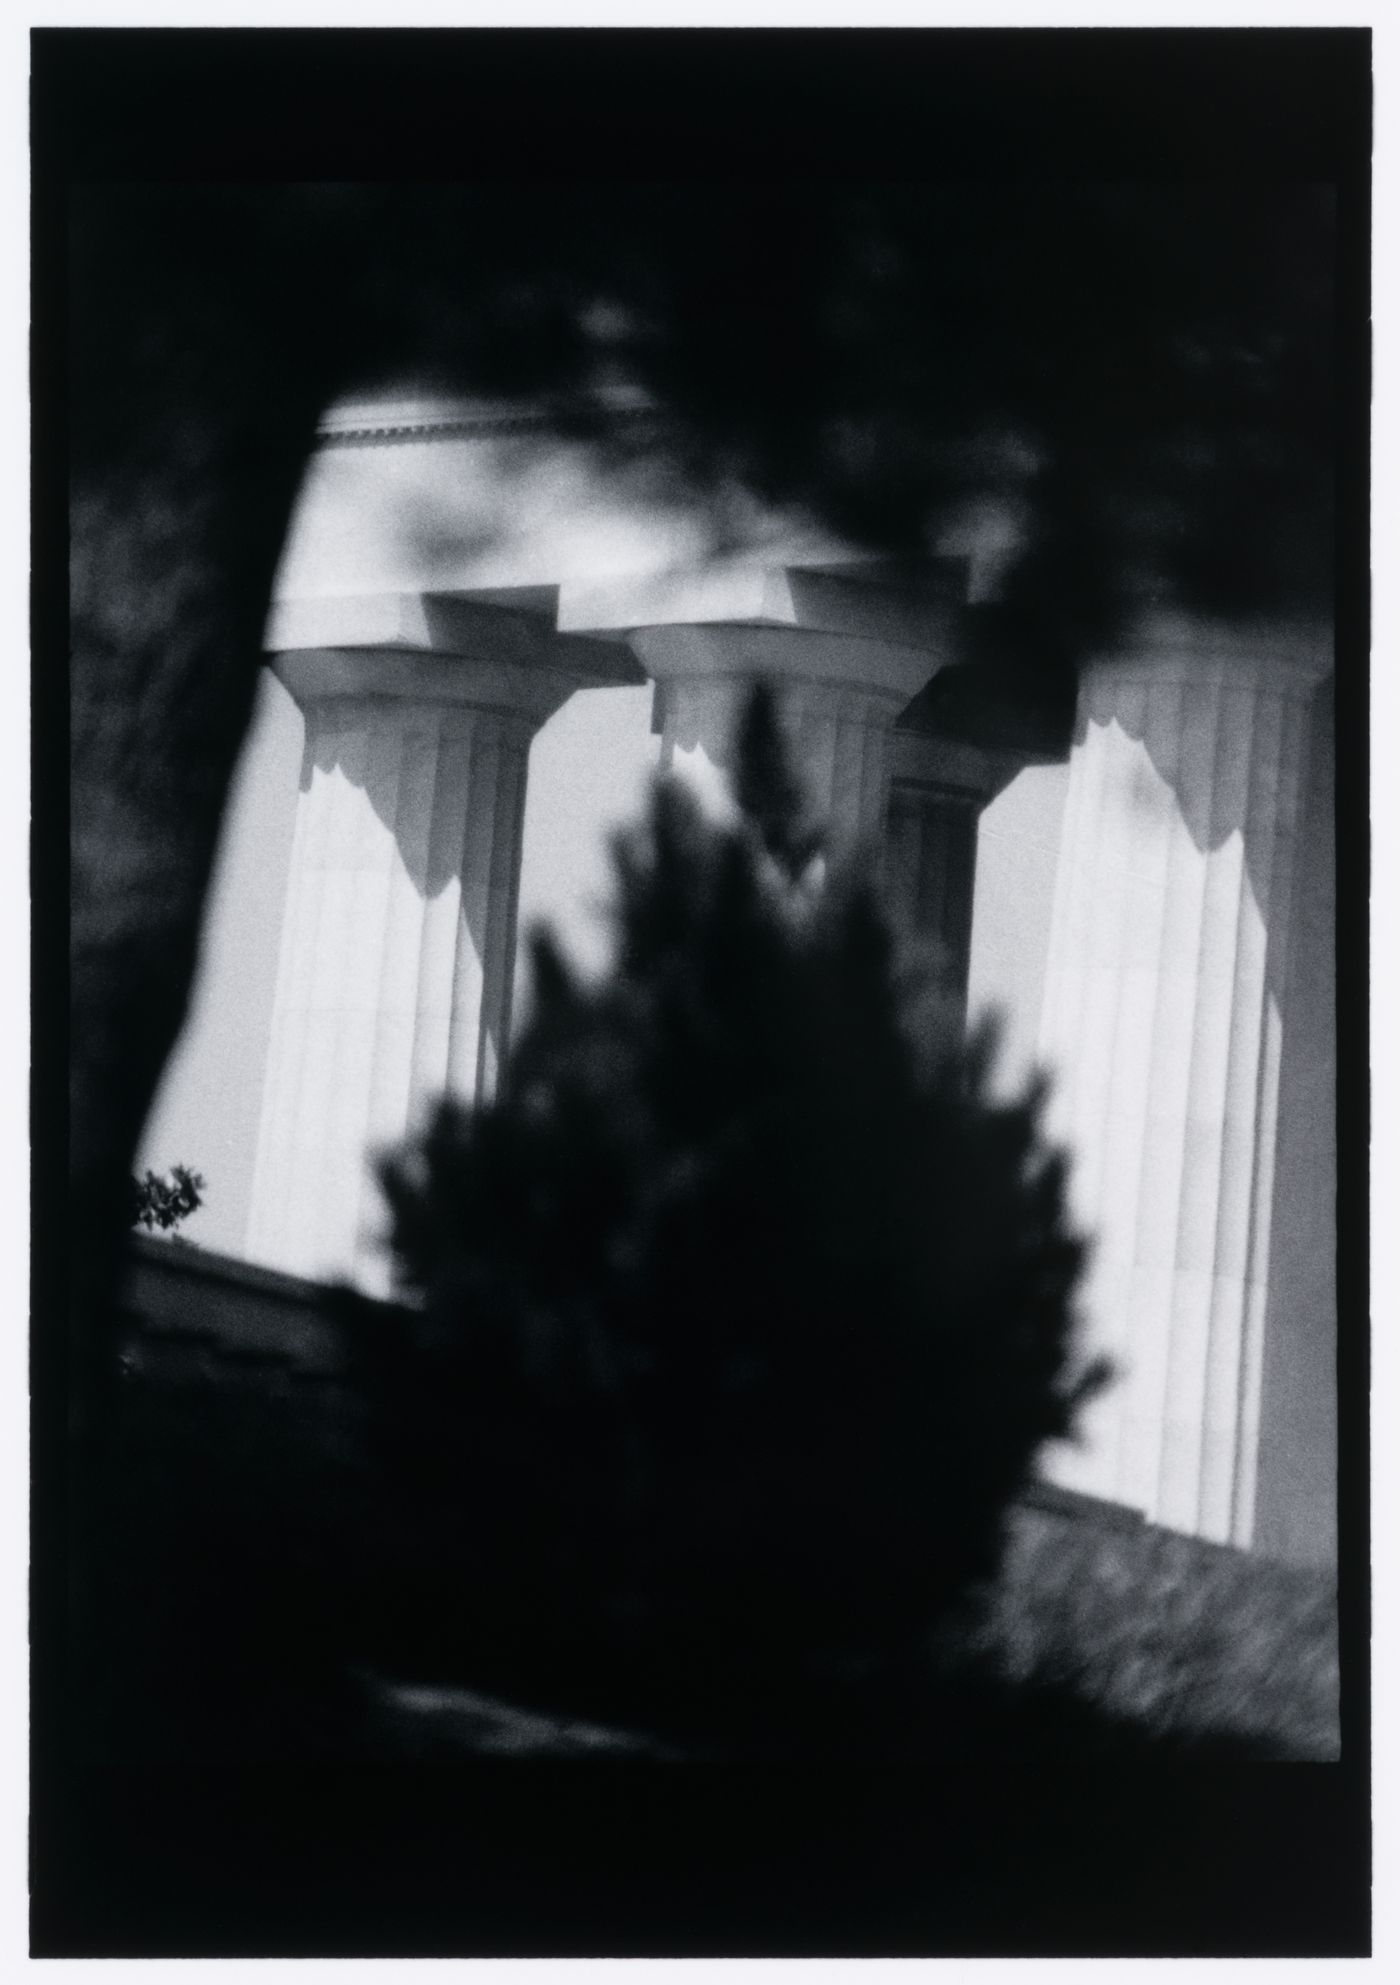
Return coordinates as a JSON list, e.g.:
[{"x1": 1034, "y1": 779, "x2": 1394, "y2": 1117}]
[
  {"x1": 315, "y1": 391, "x2": 657, "y2": 450},
  {"x1": 1083, "y1": 611, "x2": 1334, "y2": 696},
  {"x1": 319, "y1": 411, "x2": 560, "y2": 448}
]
